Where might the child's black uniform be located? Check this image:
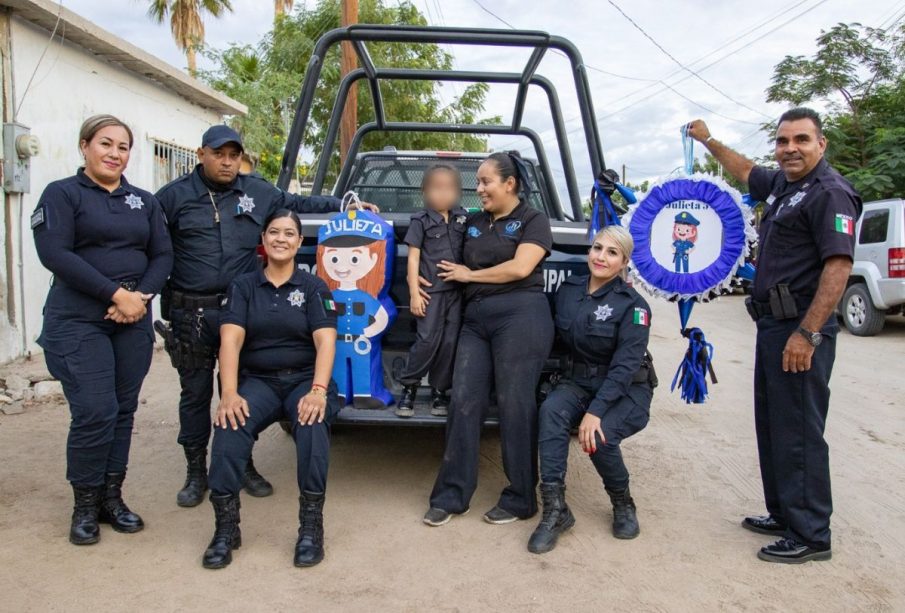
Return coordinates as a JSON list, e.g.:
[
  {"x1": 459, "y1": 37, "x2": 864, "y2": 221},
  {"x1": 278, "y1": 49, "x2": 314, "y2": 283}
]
[{"x1": 399, "y1": 206, "x2": 469, "y2": 398}]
